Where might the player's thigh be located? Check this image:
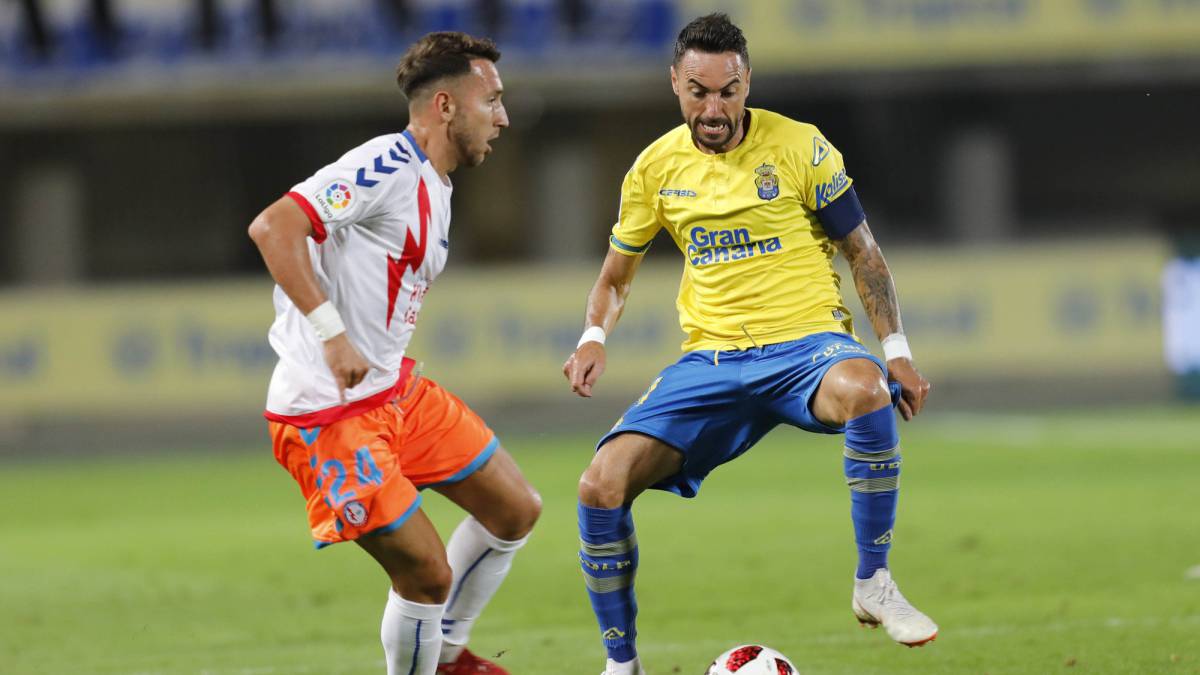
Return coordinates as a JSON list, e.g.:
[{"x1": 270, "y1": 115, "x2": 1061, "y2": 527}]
[
  {"x1": 270, "y1": 409, "x2": 417, "y2": 548},
  {"x1": 810, "y1": 357, "x2": 891, "y2": 427},
  {"x1": 356, "y1": 507, "x2": 452, "y2": 602},
  {"x1": 580, "y1": 432, "x2": 685, "y2": 508},
  {"x1": 433, "y1": 446, "x2": 542, "y2": 541},
  {"x1": 395, "y1": 376, "x2": 498, "y2": 486}
]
